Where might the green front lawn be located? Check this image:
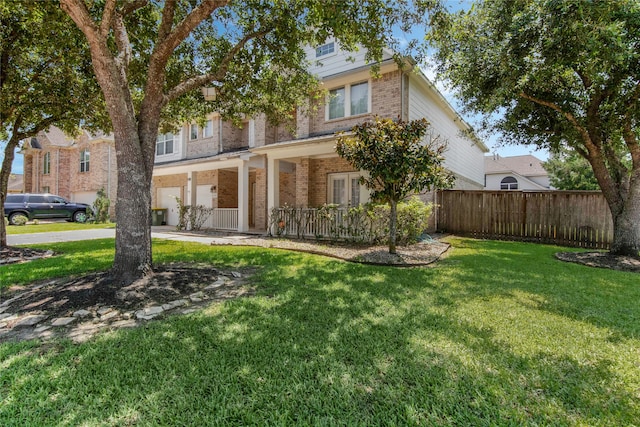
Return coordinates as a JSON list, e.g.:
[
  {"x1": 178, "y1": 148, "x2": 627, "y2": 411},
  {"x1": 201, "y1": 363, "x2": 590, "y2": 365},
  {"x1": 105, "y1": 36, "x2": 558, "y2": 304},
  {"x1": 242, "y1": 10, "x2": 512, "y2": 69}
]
[
  {"x1": 5, "y1": 221, "x2": 115, "y2": 235},
  {"x1": 1, "y1": 237, "x2": 638, "y2": 426}
]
